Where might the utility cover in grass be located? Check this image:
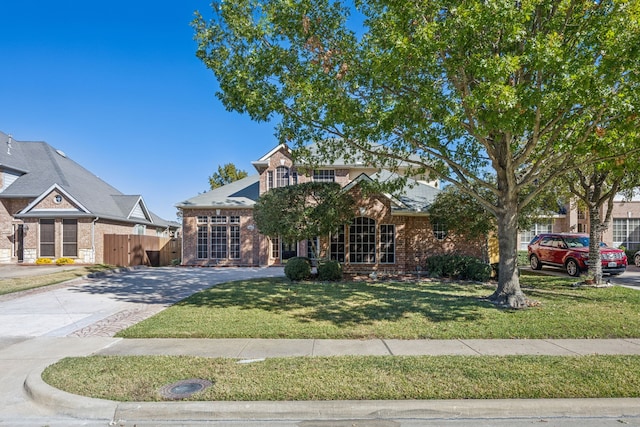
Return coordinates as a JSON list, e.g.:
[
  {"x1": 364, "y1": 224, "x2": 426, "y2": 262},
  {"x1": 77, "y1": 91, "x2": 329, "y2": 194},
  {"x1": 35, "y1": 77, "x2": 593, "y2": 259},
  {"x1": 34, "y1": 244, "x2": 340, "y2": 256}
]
[{"x1": 159, "y1": 379, "x2": 212, "y2": 400}]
